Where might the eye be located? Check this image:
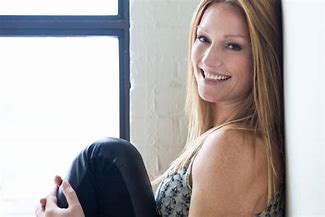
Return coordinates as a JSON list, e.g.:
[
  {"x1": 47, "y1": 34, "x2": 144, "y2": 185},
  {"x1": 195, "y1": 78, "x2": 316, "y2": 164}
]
[
  {"x1": 196, "y1": 35, "x2": 210, "y2": 43},
  {"x1": 225, "y1": 42, "x2": 242, "y2": 51}
]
